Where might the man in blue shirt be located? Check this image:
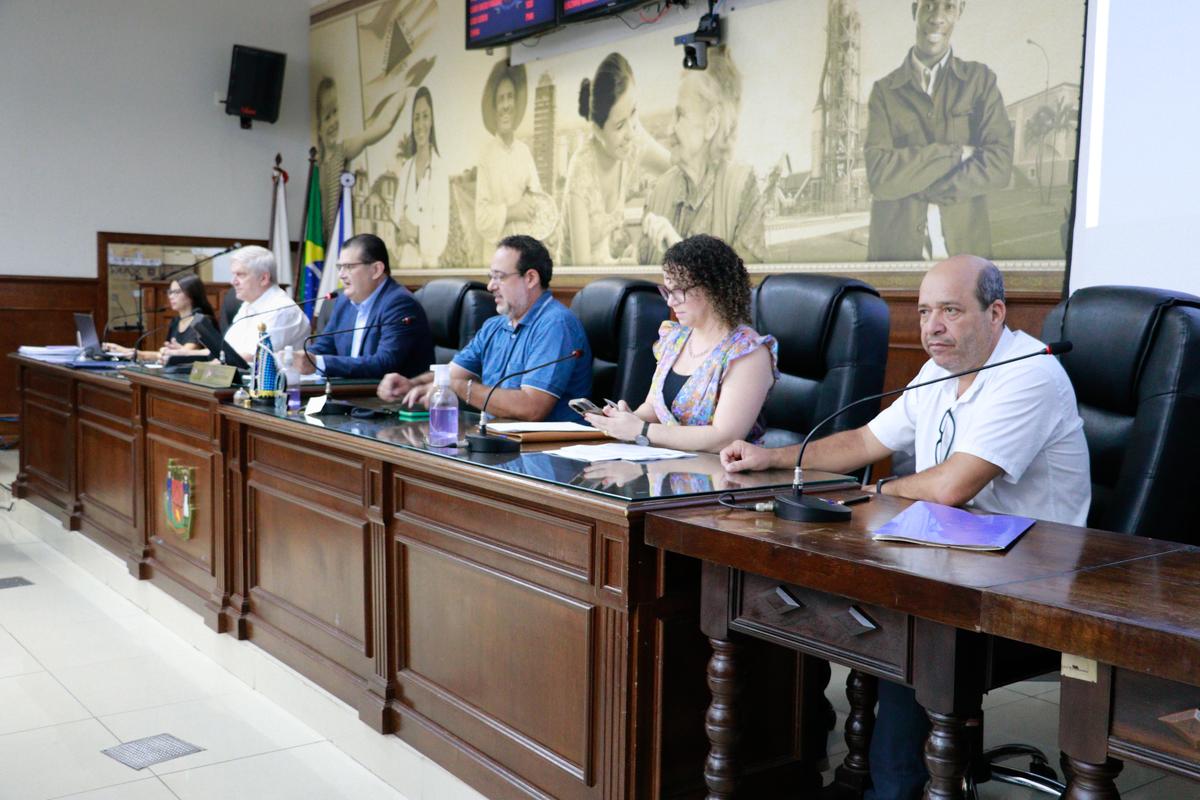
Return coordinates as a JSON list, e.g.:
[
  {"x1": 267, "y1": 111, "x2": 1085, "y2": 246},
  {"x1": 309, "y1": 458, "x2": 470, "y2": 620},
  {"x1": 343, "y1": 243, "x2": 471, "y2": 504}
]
[
  {"x1": 298, "y1": 234, "x2": 433, "y2": 379},
  {"x1": 378, "y1": 235, "x2": 592, "y2": 421}
]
